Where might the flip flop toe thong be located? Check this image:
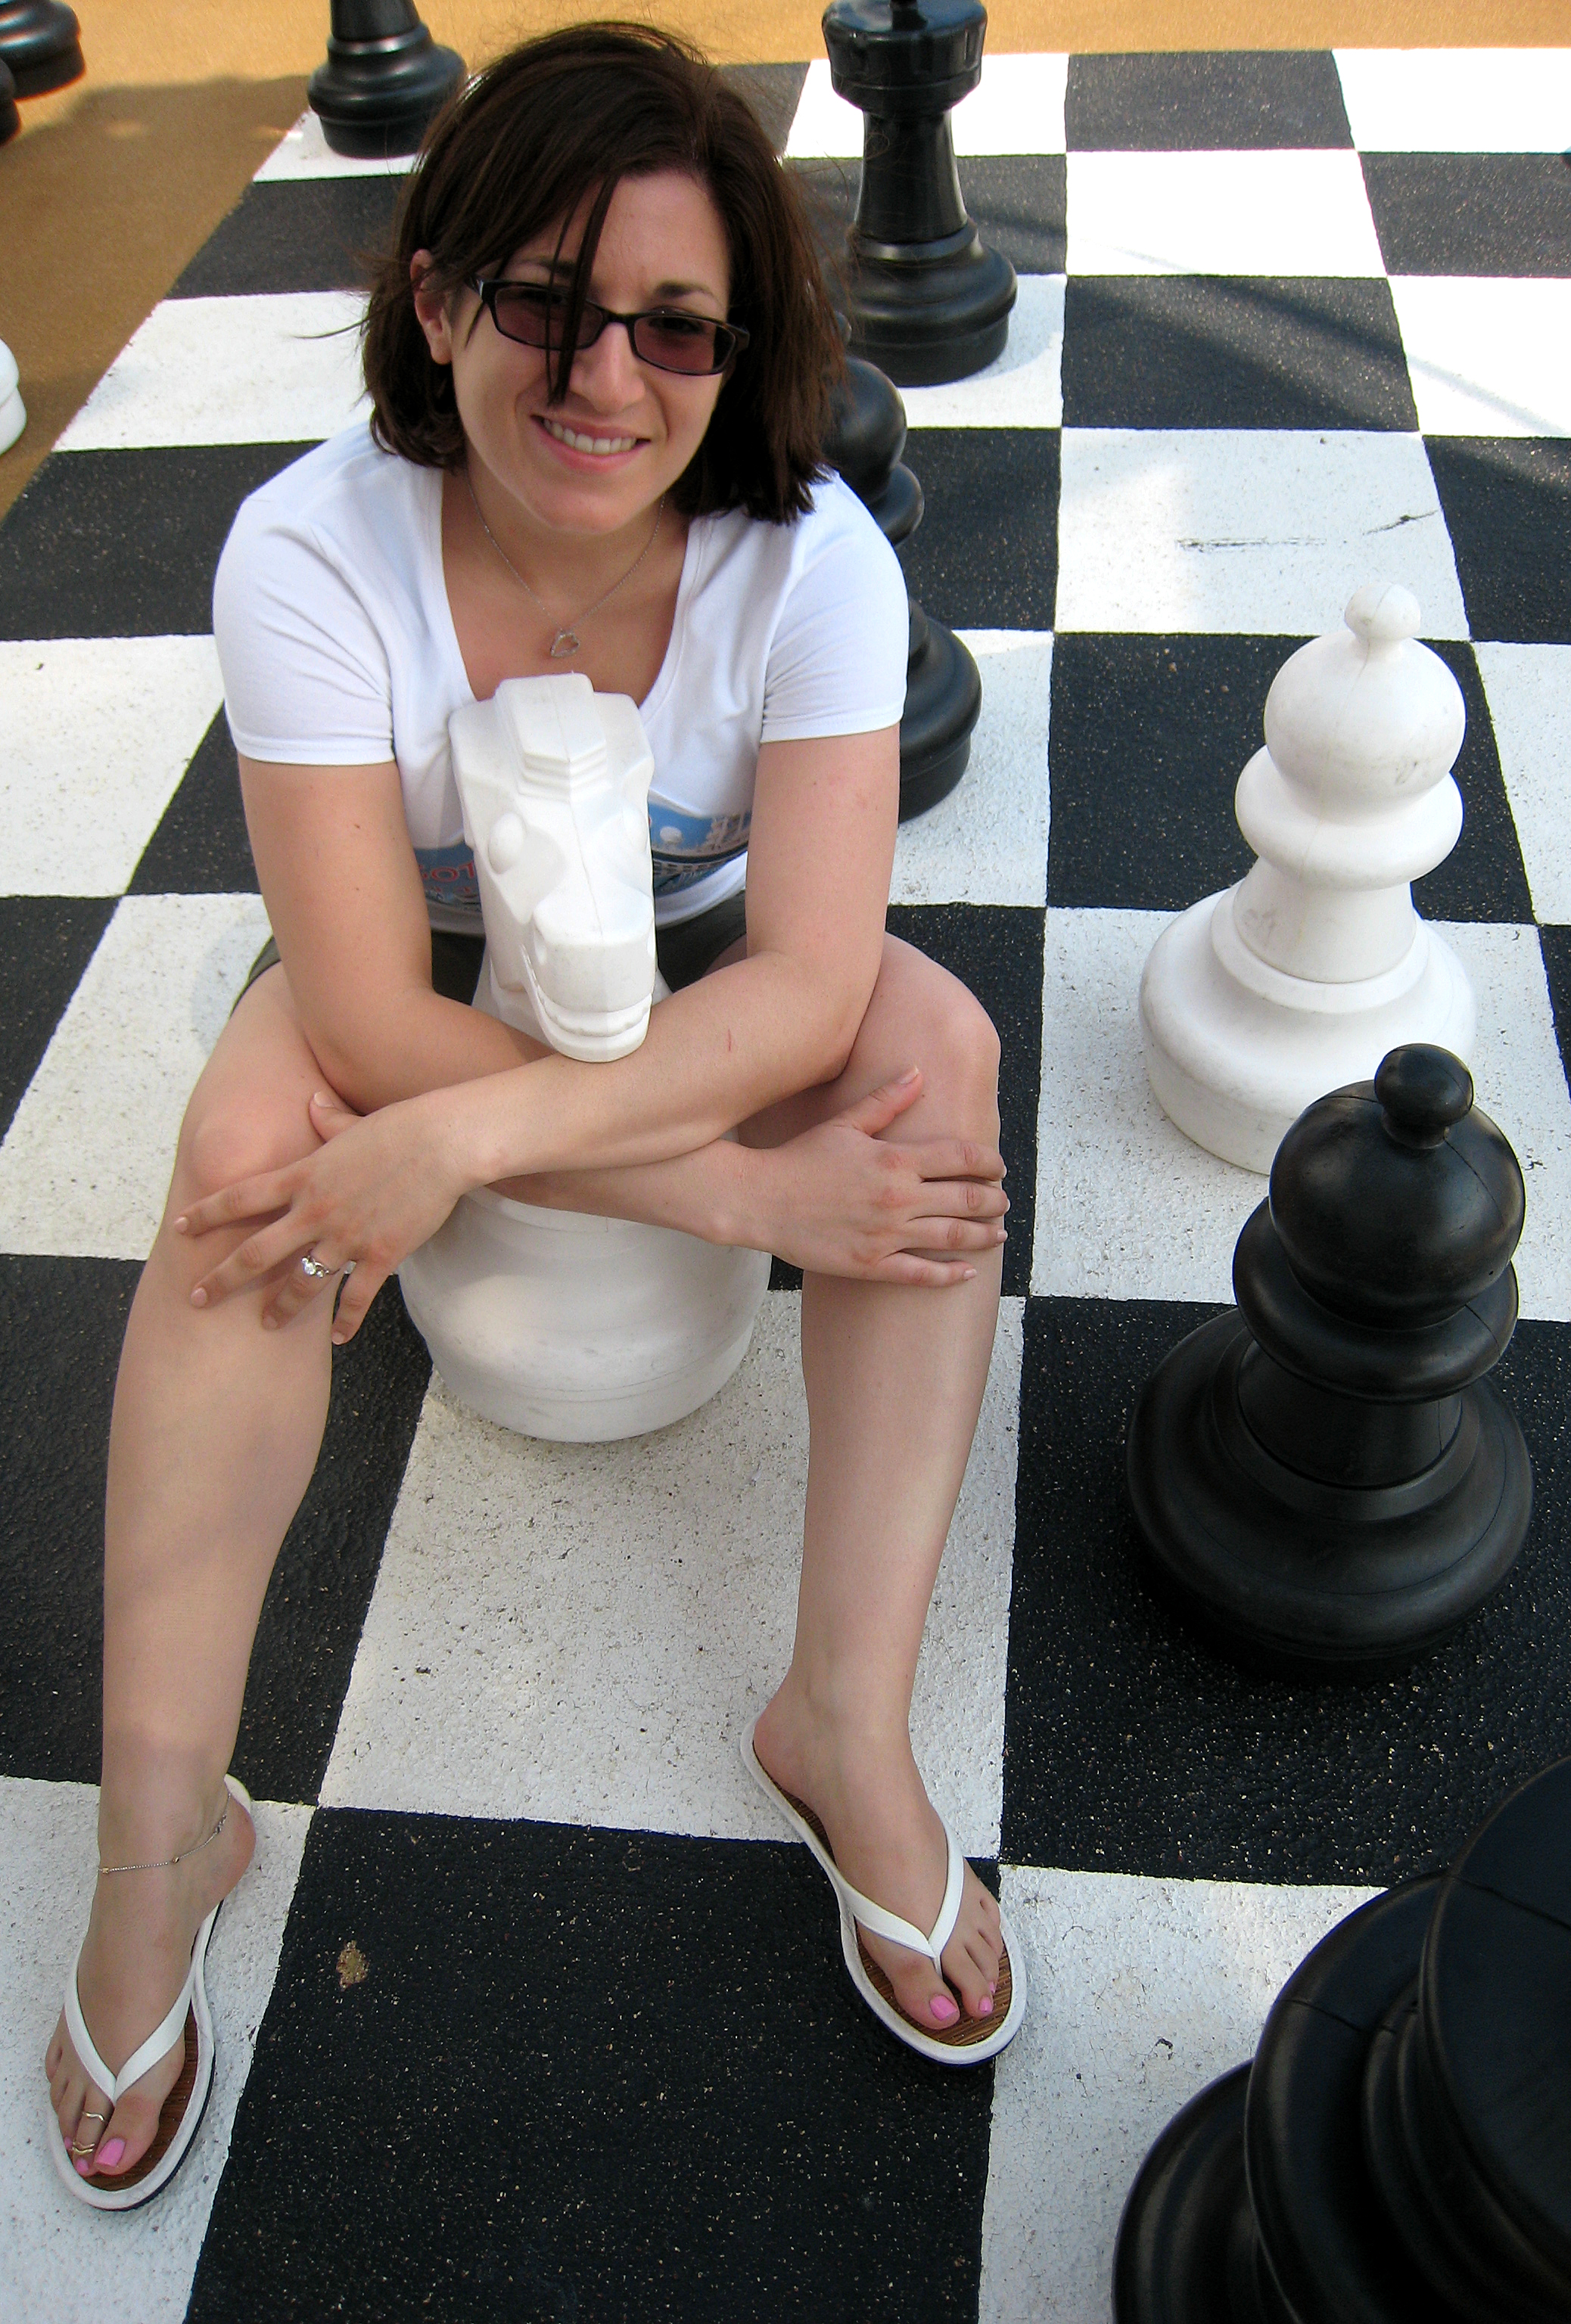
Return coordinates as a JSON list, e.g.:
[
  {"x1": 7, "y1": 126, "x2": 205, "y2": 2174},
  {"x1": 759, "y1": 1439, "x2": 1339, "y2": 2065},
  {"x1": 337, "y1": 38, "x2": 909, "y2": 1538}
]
[{"x1": 742, "y1": 1723, "x2": 1026, "y2": 2065}]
